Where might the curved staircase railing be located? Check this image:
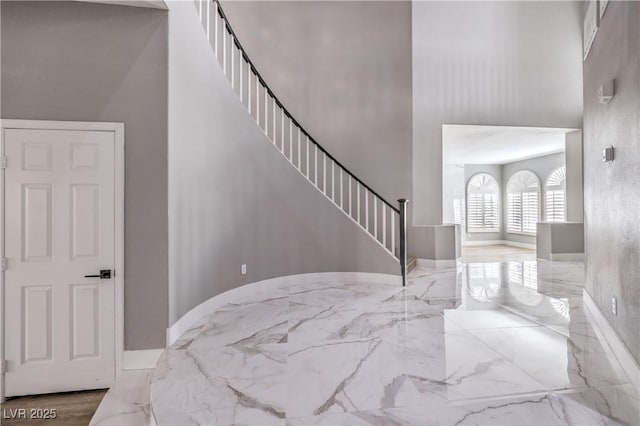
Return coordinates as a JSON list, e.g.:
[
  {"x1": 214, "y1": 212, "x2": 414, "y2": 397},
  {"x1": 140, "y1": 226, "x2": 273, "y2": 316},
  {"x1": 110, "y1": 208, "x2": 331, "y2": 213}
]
[{"x1": 193, "y1": 0, "x2": 409, "y2": 285}]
